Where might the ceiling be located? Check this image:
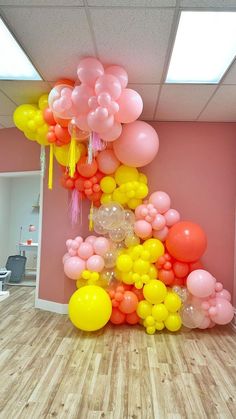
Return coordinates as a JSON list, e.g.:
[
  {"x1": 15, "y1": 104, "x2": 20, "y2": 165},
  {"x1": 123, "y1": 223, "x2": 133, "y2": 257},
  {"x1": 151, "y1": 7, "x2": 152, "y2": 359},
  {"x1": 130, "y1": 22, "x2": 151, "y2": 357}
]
[{"x1": 0, "y1": 0, "x2": 236, "y2": 129}]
